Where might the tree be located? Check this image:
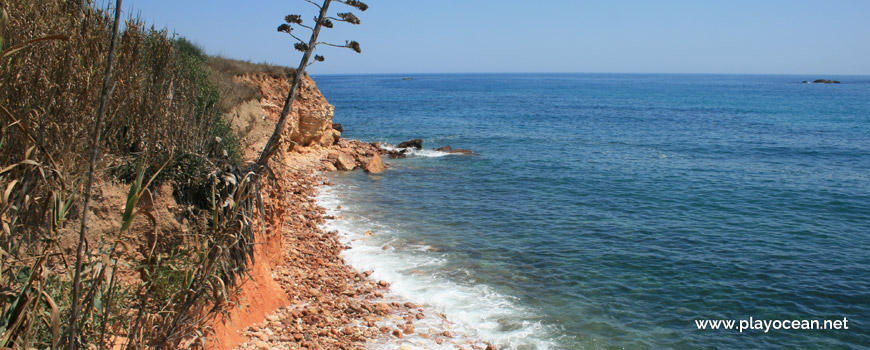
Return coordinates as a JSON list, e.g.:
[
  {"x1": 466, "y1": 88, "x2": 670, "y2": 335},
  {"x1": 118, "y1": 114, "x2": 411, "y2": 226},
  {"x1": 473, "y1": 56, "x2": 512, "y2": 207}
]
[{"x1": 254, "y1": 0, "x2": 368, "y2": 169}]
